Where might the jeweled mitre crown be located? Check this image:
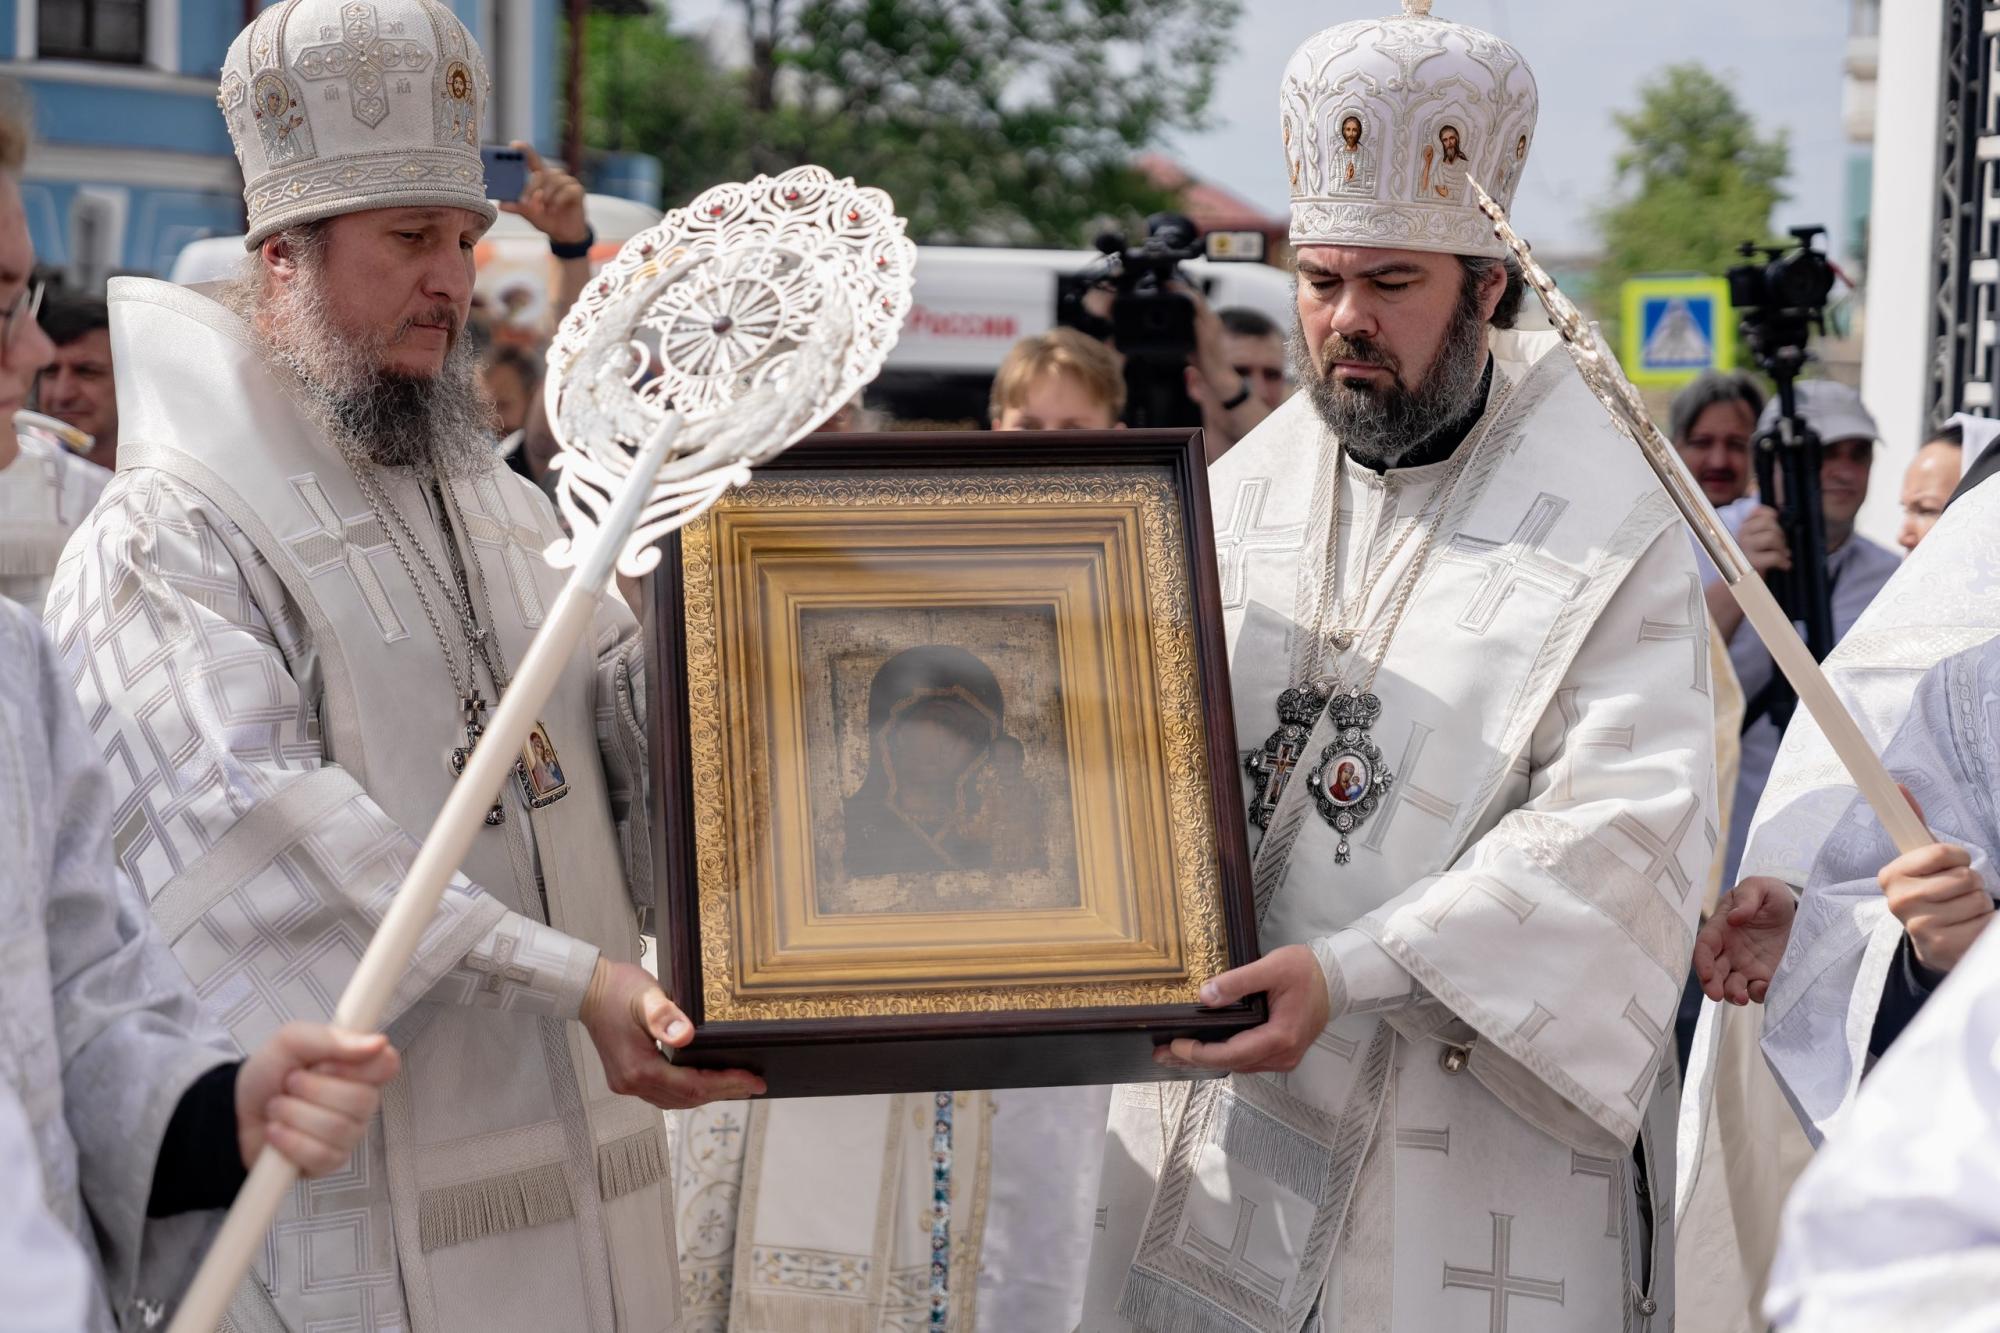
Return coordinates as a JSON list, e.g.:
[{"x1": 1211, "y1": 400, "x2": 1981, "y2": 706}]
[
  {"x1": 1281, "y1": 0, "x2": 1538, "y2": 258},
  {"x1": 218, "y1": 0, "x2": 497, "y2": 248}
]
